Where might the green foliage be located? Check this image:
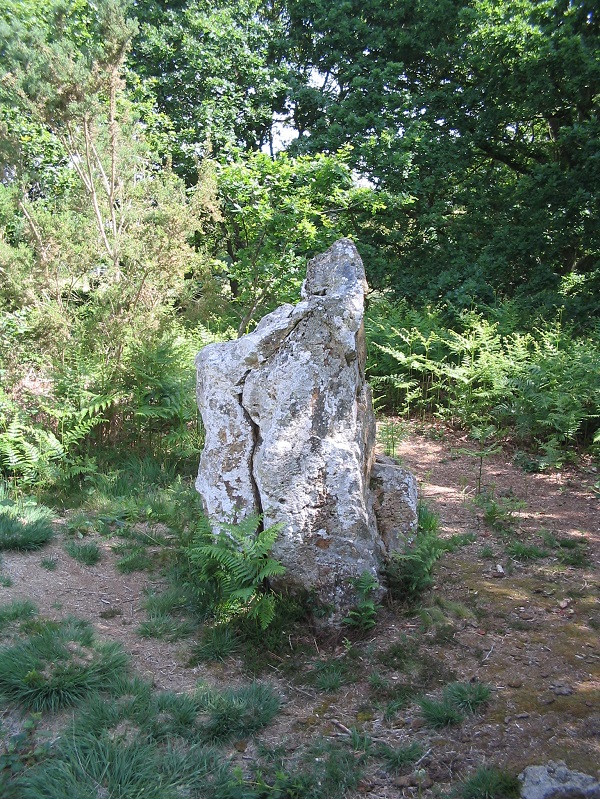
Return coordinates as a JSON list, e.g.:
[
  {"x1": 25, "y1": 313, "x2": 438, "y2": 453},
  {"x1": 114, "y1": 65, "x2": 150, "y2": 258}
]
[
  {"x1": 114, "y1": 545, "x2": 155, "y2": 574},
  {"x1": 64, "y1": 540, "x2": 101, "y2": 566},
  {"x1": 214, "y1": 149, "x2": 368, "y2": 334},
  {"x1": 0, "y1": 617, "x2": 129, "y2": 712},
  {"x1": 185, "y1": 514, "x2": 286, "y2": 629},
  {"x1": 0, "y1": 600, "x2": 38, "y2": 636},
  {"x1": 255, "y1": 737, "x2": 365, "y2": 799},
  {"x1": 458, "y1": 766, "x2": 521, "y2": 799},
  {"x1": 505, "y1": 542, "x2": 548, "y2": 562},
  {"x1": 385, "y1": 503, "x2": 443, "y2": 605},
  {"x1": 196, "y1": 681, "x2": 281, "y2": 743},
  {"x1": 0, "y1": 715, "x2": 49, "y2": 799},
  {"x1": 311, "y1": 659, "x2": 352, "y2": 693},
  {"x1": 343, "y1": 570, "x2": 381, "y2": 631},
  {"x1": 374, "y1": 741, "x2": 423, "y2": 775},
  {"x1": 0, "y1": 493, "x2": 54, "y2": 551},
  {"x1": 367, "y1": 303, "x2": 600, "y2": 460},
  {"x1": 443, "y1": 681, "x2": 491, "y2": 714},
  {"x1": 189, "y1": 625, "x2": 240, "y2": 664},
  {"x1": 539, "y1": 532, "x2": 589, "y2": 567},
  {"x1": 418, "y1": 696, "x2": 465, "y2": 728},
  {"x1": 474, "y1": 492, "x2": 526, "y2": 534},
  {"x1": 137, "y1": 613, "x2": 196, "y2": 643}
]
